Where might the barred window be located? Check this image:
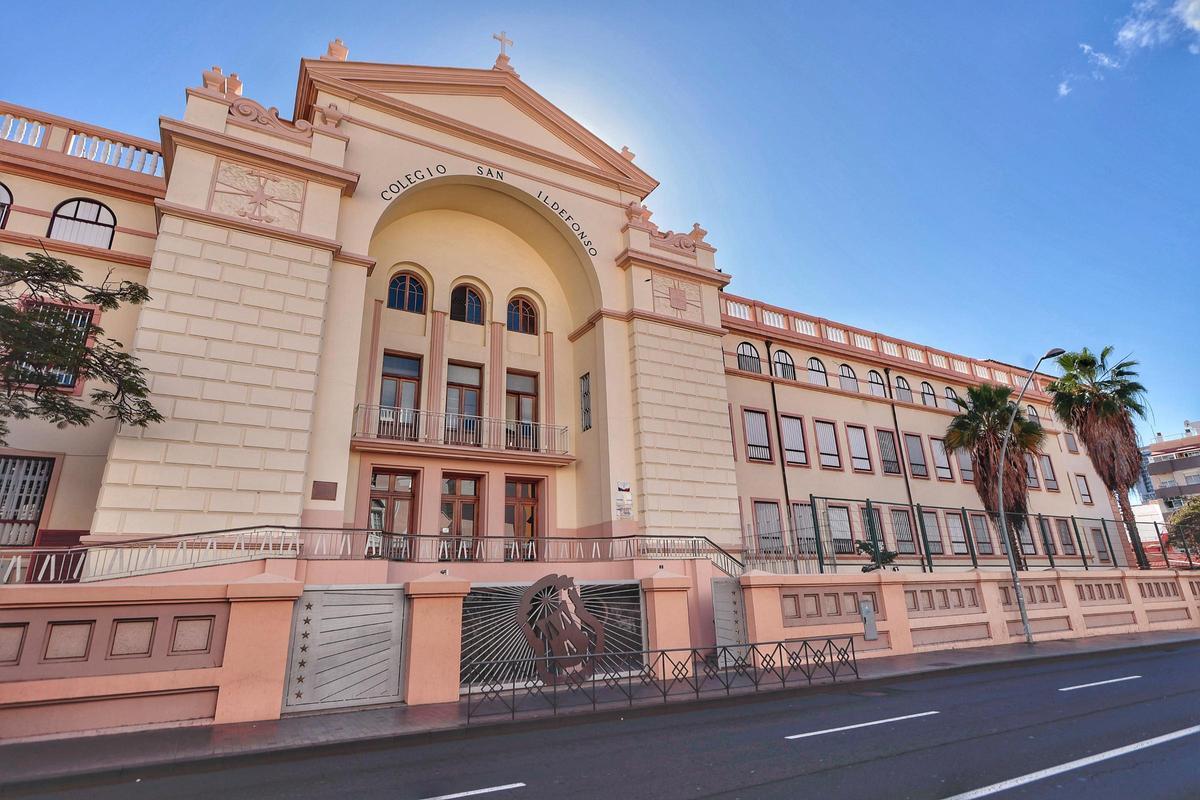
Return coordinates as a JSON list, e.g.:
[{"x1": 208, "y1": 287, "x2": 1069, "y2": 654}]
[
  {"x1": 506, "y1": 297, "x2": 537, "y2": 334},
  {"x1": 19, "y1": 304, "x2": 93, "y2": 388},
  {"x1": 1039, "y1": 454, "x2": 1059, "y2": 490},
  {"x1": 387, "y1": 272, "x2": 425, "y2": 313},
  {"x1": 903, "y1": 433, "x2": 928, "y2": 477},
  {"x1": 921, "y1": 510, "x2": 945, "y2": 555},
  {"x1": 744, "y1": 410, "x2": 771, "y2": 461},
  {"x1": 930, "y1": 438, "x2": 954, "y2": 480},
  {"x1": 945, "y1": 513, "x2": 970, "y2": 555},
  {"x1": 579, "y1": 373, "x2": 591, "y2": 432},
  {"x1": 806, "y1": 357, "x2": 827, "y2": 387},
  {"x1": 876, "y1": 429, "x2": 902, "y2": 475},
  {"x1": 969, "y1": 514, "x2": 994, "y2": 555},
  {"x1": 780, "y1": 415, "x2": 807, "y2": 465},
  {"x1": 753, "y1": 501, "x2": 784, "y2": 554},
  {"x1": 1055, "y1": 518, "x2": 1077, "y2": 555},
  {"x1": 814, "y1": 420, "x2": 841, "y2": 468},
  {"x1": 0, "y1": 455, "x2": 54, "y2": 546},
  {"x1": 920, "y1": 382, "x2": 936, "y2": 406},
  {"x1": 847, "y1": 425, "x2": 872, "y2": 471},
  {"x1": 48, "y1": 198, "x2": 116, "y2": 249},
  {"x1": 792, "y1": 502, "x2": 817, "y2": 553},
  {"x1": 828, "y1": 505, "x2": 854, "y2": 554},
  {"x1": 867, "y1": 370, "x2": 886, "y2": 397},
  {"x1": 450, "y1": 285, "x2": 484, "y2": 325},
  {"x1": 892, "y1": 509, "x2": 917, "y2": 554},
  {"x1": 0, "y1": 182, "x2": 11, "y2": 229},
  {"x1": 956, "y1": 449, "x2": 975, "y2": 482},
  {"x1": 861, "y1": 506, "x2": 883, "y2": 544},
  {"x1": 894, "y1": 376, "x2": 913, "y2": 403},
  {"x1": 772, "y1": 349, "x2": 795, "y2": 379},
  {"x1": 839, "y1": 364, "x2": 859, "y2": 393},
  {"x1": 736, "y1": 342, "x2": 761, "y2": 373}
]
